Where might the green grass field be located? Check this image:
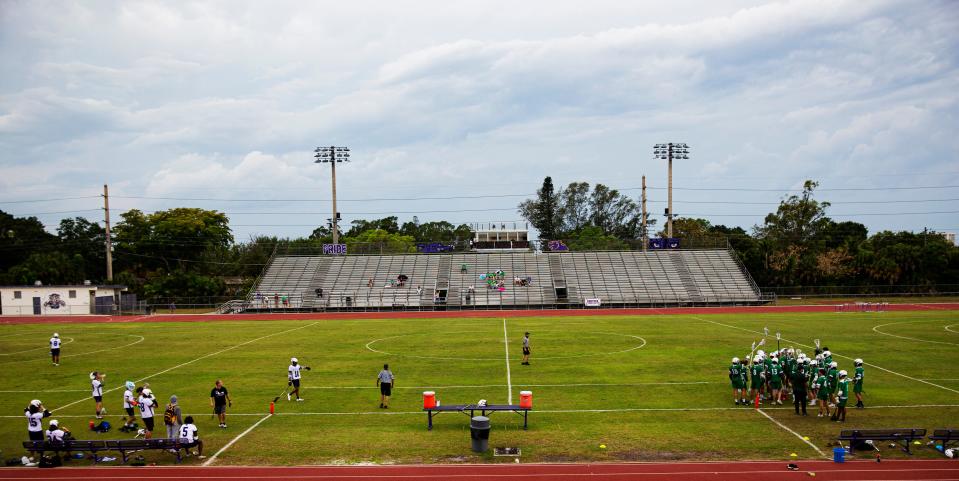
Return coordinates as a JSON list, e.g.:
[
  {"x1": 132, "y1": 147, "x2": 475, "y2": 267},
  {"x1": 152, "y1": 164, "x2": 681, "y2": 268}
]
[{"x1": 1, "y1": 310, "x2": 958, "y2": 465}]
